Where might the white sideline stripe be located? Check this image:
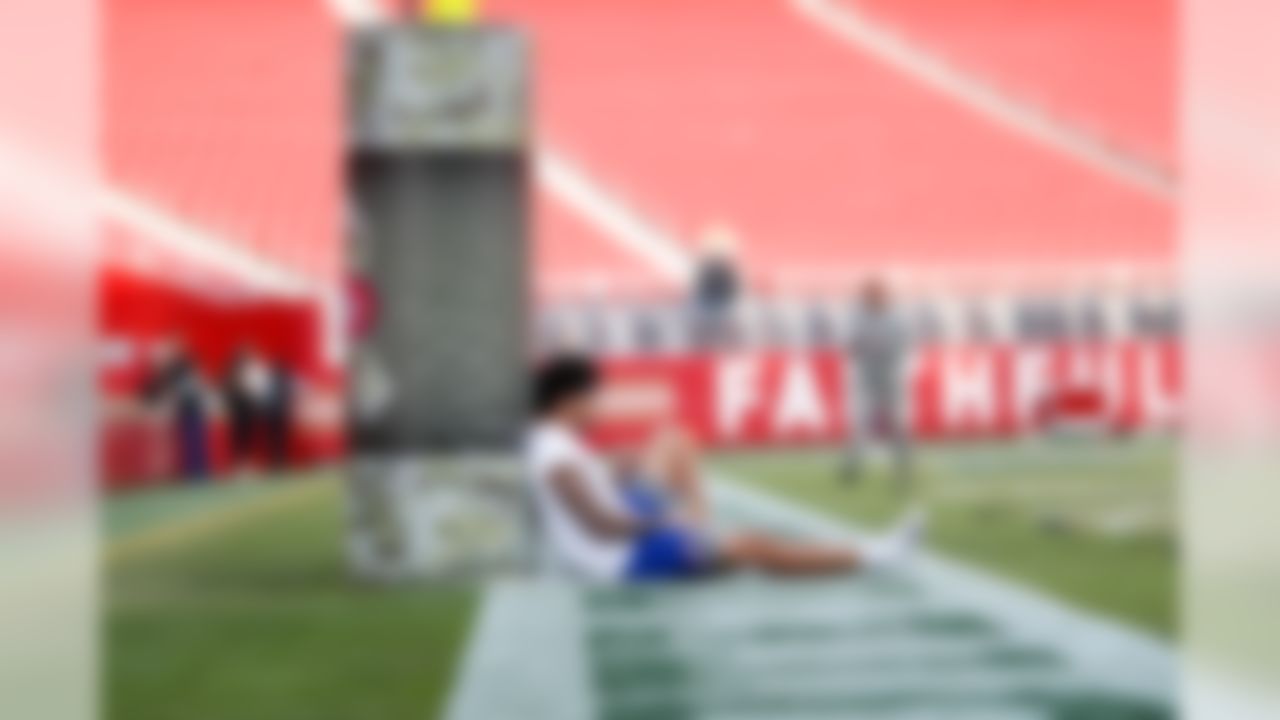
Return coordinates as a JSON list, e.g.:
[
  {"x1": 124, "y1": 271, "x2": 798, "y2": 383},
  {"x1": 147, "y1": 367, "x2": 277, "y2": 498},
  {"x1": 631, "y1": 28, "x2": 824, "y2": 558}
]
[
  {"x1": 447, "y1": 478, "x2": 1175, "y2": 720},
  {"x1": 709, "y1": 474, "x2": 1175, "y2": 692},
  {"x1": 446, "y1": 582, "x2": 594, "y2": 720},
  {"x1": 788, "y1": 0, "x2": 1176, "y2": 201}
]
